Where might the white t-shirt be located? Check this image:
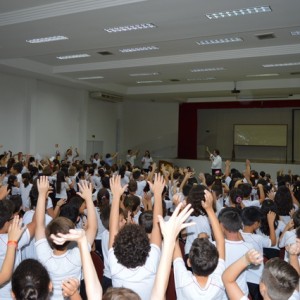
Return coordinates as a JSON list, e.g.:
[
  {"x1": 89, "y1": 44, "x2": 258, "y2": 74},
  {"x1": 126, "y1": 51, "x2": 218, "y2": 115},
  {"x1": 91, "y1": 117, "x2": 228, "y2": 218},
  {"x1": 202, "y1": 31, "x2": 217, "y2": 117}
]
[
  {"x1": 222, "y1": 239, "x2": 253, "y2": 299},
  {"x1": 242, "y1": 199, "x2": 261, "y2": 208},
  {"x1": 21, "y1": 210, "x2": 52, "y2": 260},
  {"x1": 109, "y1": 244, "x2": 161, "y2": 300},
  {"x1": 174, "y1": 258, "x2": 226, "y2": 300},
  {"x1": 278, "y1": 229, "x2": 297, "y2": 262},
  {"x1": 0, "y1": 229, "x2": 31, "y2": 299},
  {"x1": 35, "y1": 238, "x2": 83, "y2": 300},
  {"x1": 136, "y1": 180, "x2": 147, "y2": 198},
  {"x1": 55, "y1": 182, "x2": 68, "y2": 199},
  {"x1": 126, "y1": 154, "x2": 136, "y2": 166},
  {"x1": 185, "y1": 215, "x2": 211, "y2": 254},
  {"x1": 20, "y1": 182, "x2": 33, "y2": 210},
  {"x1": 210, "y1": 154, "x2": 222, "y2": 170},
  {"x1": 240, "y1": 231, "x2": 271, "y2": 284},
  {"x1": 102, "y1": 230, "x2": 111, "y2": 279},
  {"x1": 141, "y1": 157, "x2": 153, "y2": 170}
]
